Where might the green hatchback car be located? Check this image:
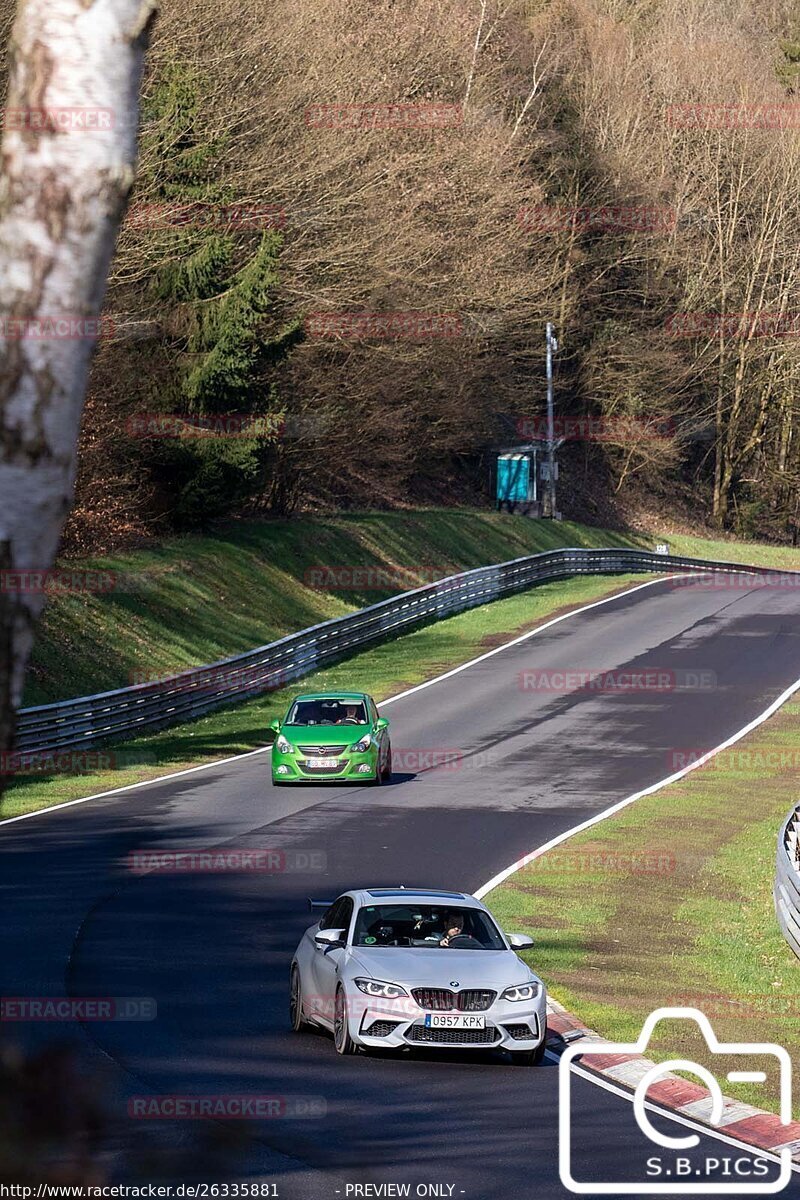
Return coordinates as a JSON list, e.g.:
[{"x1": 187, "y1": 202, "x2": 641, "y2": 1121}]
[{"x1": 269, "y1": 691, "x2": 392, "y2": 785}]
